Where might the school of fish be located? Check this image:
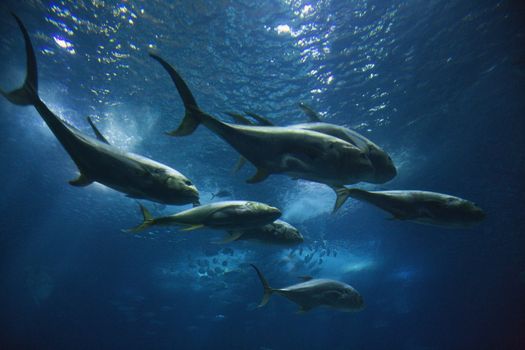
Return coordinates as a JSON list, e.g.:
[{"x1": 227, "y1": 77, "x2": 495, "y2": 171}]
[{"x1": 0, "y1": 14, "x2": 485, "y2": 313}]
